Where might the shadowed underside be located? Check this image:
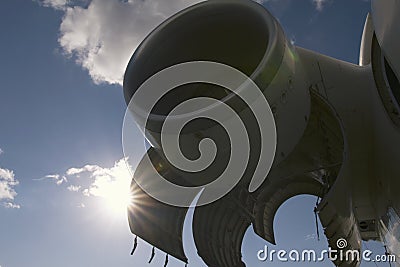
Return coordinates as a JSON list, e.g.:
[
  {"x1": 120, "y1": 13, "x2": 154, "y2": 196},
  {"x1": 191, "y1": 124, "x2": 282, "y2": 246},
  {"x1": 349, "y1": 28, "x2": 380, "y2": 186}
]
[{"x1": 127, "y1": 92, "x2": 345, "y2": 266}]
